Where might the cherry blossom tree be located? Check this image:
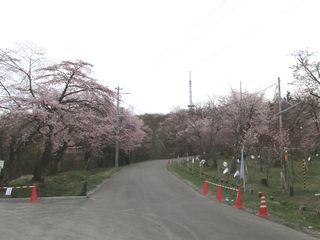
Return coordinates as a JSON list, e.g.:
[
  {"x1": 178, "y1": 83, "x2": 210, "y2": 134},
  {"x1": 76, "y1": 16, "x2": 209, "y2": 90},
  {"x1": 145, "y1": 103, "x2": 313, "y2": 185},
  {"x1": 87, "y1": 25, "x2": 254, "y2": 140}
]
[
  {"x1": 32, "y1": 60, "x2": 117, "y2": 178},
  {"x1": 158, "y1": 109, "x2": 191, "y2": 157},
  {"x1": 291, "y1": 51, "x2": 320, "y2": 150},
  {"x1": 0, "y1": 43, "x2": 146, "y2": 182},
  {"x1": 118, "y1": 110, "x2": 146, "y2": 153},
  {"x1": 218, "y1": 90, "x2": 268, "y2": 173},
  {"x1": 0, "y1": 43, "x2": 47, "y2": 182}
]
